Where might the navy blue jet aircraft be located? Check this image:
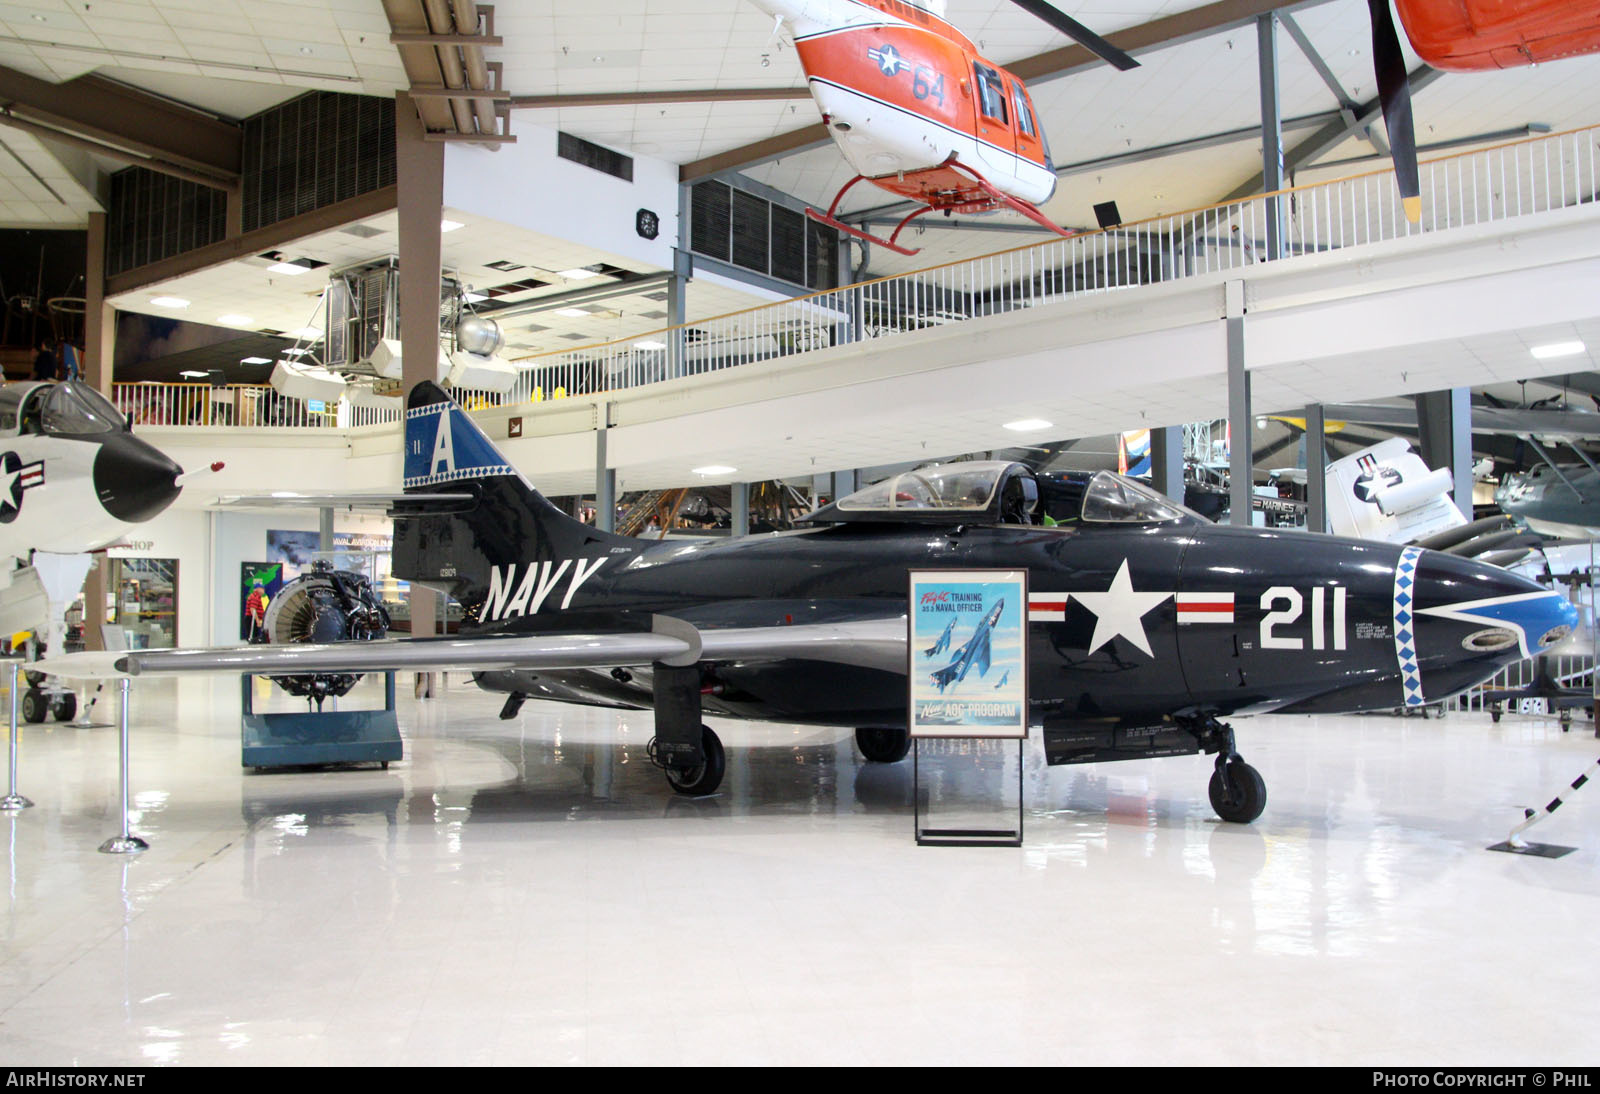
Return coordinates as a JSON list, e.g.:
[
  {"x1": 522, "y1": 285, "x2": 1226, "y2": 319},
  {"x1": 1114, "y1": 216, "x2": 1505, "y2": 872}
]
[
  {"x1": 930, "y1": 599, "x2": 1002, "y2": 693},
  {"x1": 79, "y1": 383, "x2": 1578, "y2": 824},
  {"x1": 924, "y1": 618, "x2": 955, "y2": 658}
]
